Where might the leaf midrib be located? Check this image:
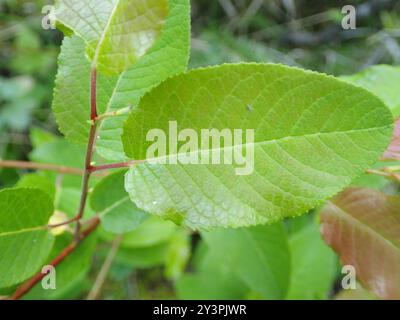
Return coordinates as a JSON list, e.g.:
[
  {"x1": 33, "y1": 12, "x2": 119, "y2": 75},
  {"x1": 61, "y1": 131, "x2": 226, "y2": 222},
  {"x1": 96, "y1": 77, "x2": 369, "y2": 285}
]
[
  {"x1": 92, "y1": 0, "x2": 121, "y2": 68},
  {"x1": 0, "y1": 226, "x2": 48, "y2": 238},
  {"x1": 130, "y1": 124, "x2": 391, "y2": 162}
]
